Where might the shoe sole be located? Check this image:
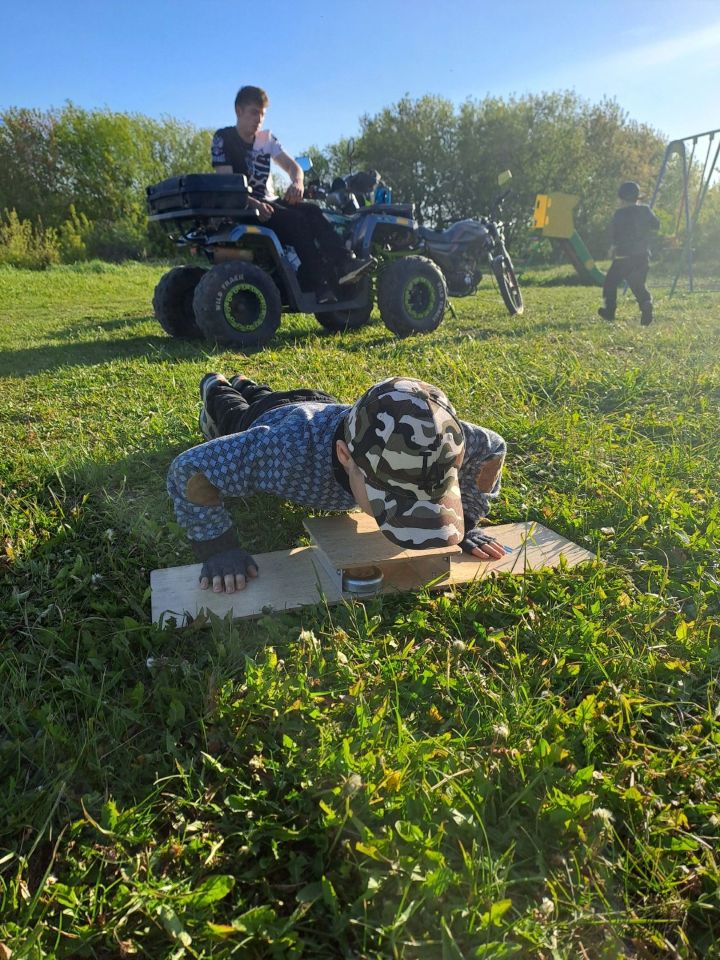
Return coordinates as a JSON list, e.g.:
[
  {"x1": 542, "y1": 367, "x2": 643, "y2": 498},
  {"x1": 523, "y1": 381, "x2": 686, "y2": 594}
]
[
  {"x1": 199, "y1": 373, "x2": 230, "y2": 440},
  {"x1": 200, "y1": 372, "x2": 230, "y2": 403},
  {"x1": 338, "y1": 260, "x2": 375, "y2": 285},
  {"x1": 199, "y1": 407, "x2": 219, "y2": 441}
]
